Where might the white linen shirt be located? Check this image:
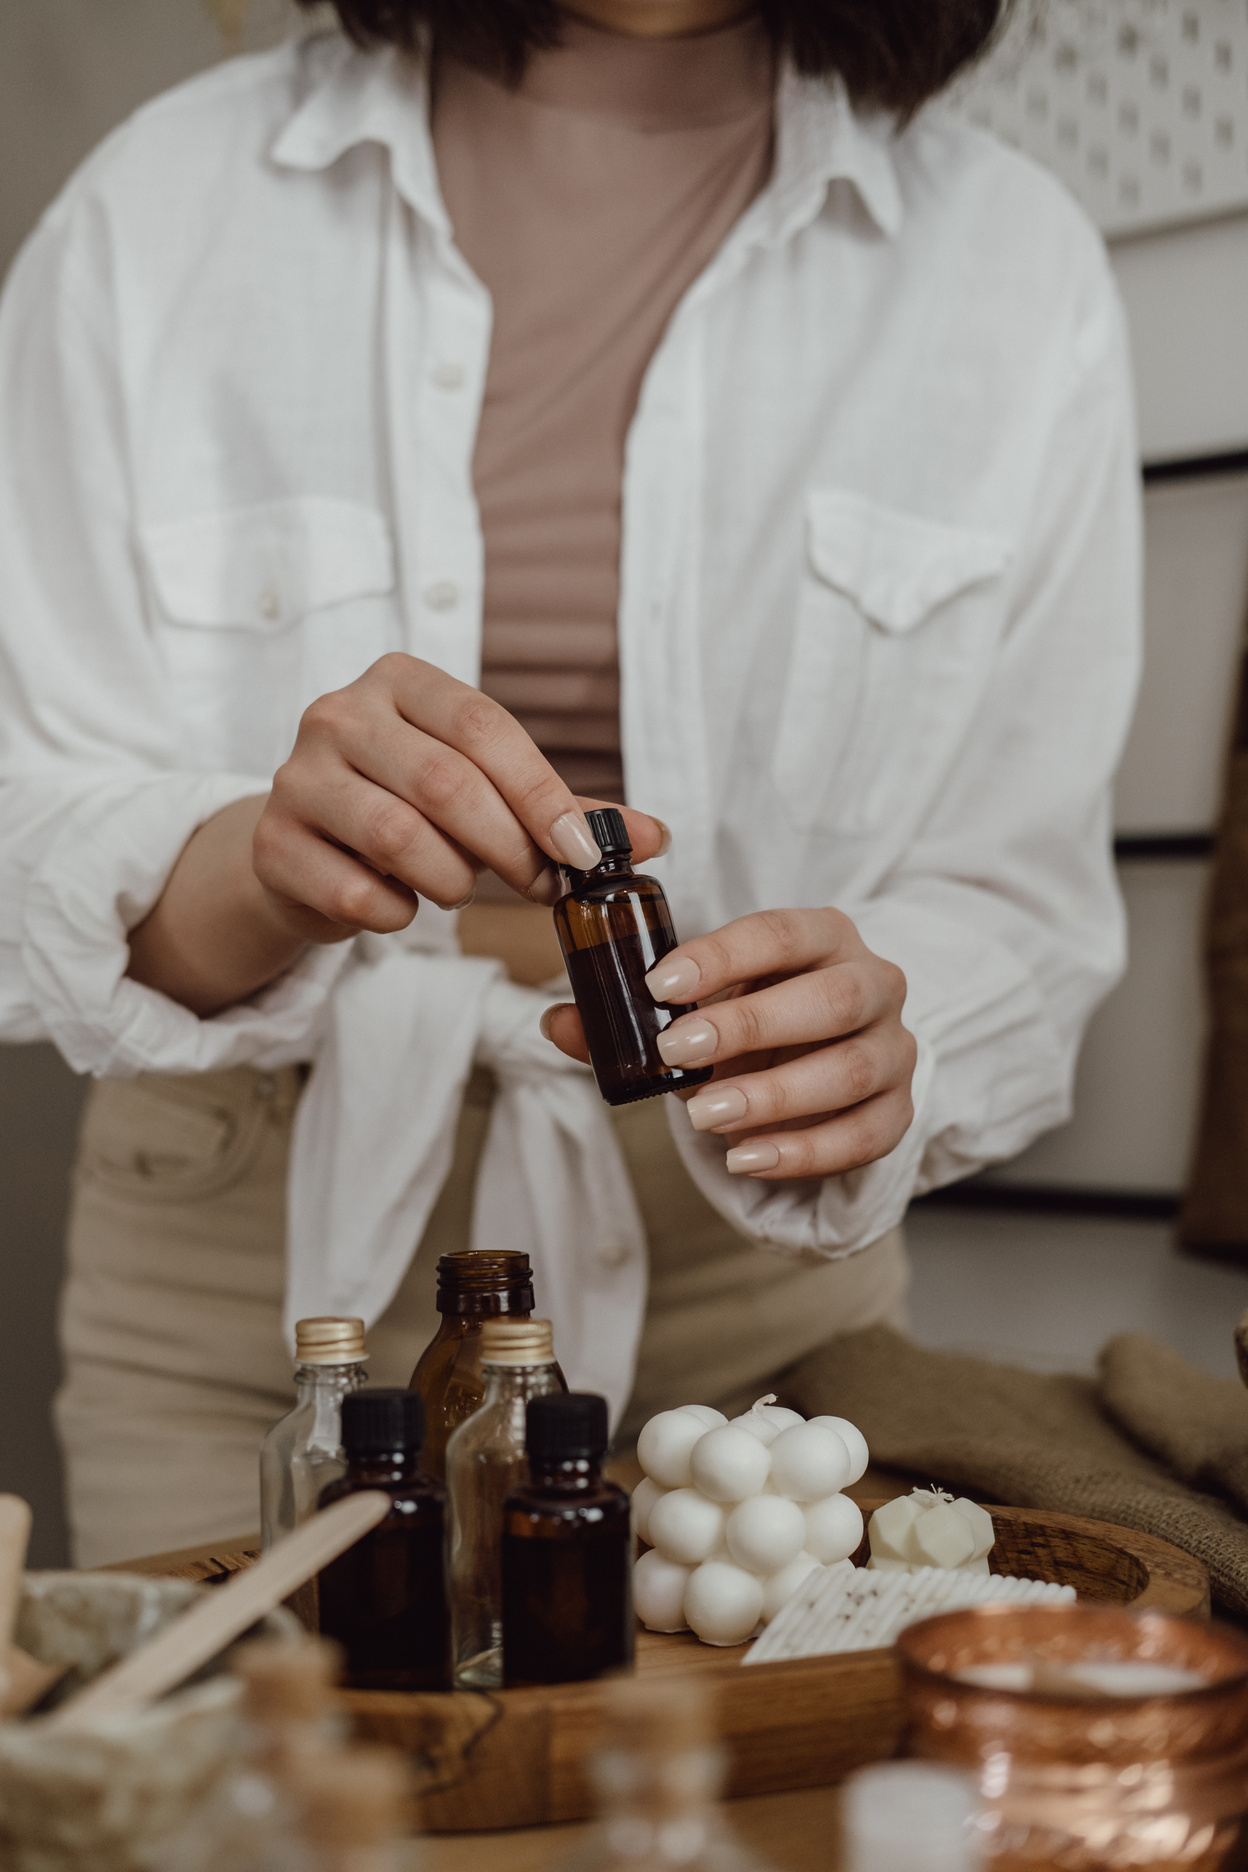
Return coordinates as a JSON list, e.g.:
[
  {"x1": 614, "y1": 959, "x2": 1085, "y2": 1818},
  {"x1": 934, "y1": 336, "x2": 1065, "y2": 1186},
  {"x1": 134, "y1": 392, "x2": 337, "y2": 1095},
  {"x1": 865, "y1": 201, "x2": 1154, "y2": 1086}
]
[{"x1": 0, "y1": 33, "x2": 1141, "y2": 1414}]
